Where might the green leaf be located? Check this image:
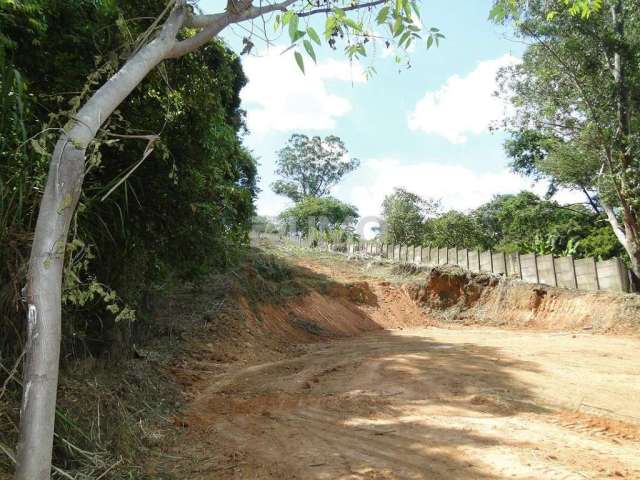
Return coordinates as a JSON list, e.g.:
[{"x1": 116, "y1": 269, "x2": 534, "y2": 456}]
[
  {"x1": 282, "y1": 10, "x2": 294, "y2": 25},
  {"x1": 292, "y1": 30, "x2": 306, "y2": 42},
  {"x1": 294, "y1": 51, "x2": 305, "y2": 73},
  {"x1": 426, "y1": 34, "x2": 433, "y2": 49},
  {"x1": 399, "y1": 31, "x2": 410, "y2": 47},
  {"x1": 325, "y1": 16, "x2": 338, "y2": 39},
  {"x1": 376, "y1": 6, "x2": 390, "y2": 24},
  {"x1": 489, "y1": 3, "x2": 506, "y2": 22},
  {"x1": 403, "y1": 0, "x2": 412, "y2": 19},
  {"x1": 392, "y1": 16, "x2": 403, "y2": 37},
  {"x1": 344, "y1": 18, "x2": 362, "y2": 32},
  {"x1": 411, "y1": 1, "x2": 421, "y2": 19},
  {"x1": 303, "y1": 39, "x2": 317, "y2": 62},
  {"x1": 307, "y1": 26, "x2": 321, "y2": 45},
  {"x1": 288, "y1": 13, "x2": 299, "y2": 42}
]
